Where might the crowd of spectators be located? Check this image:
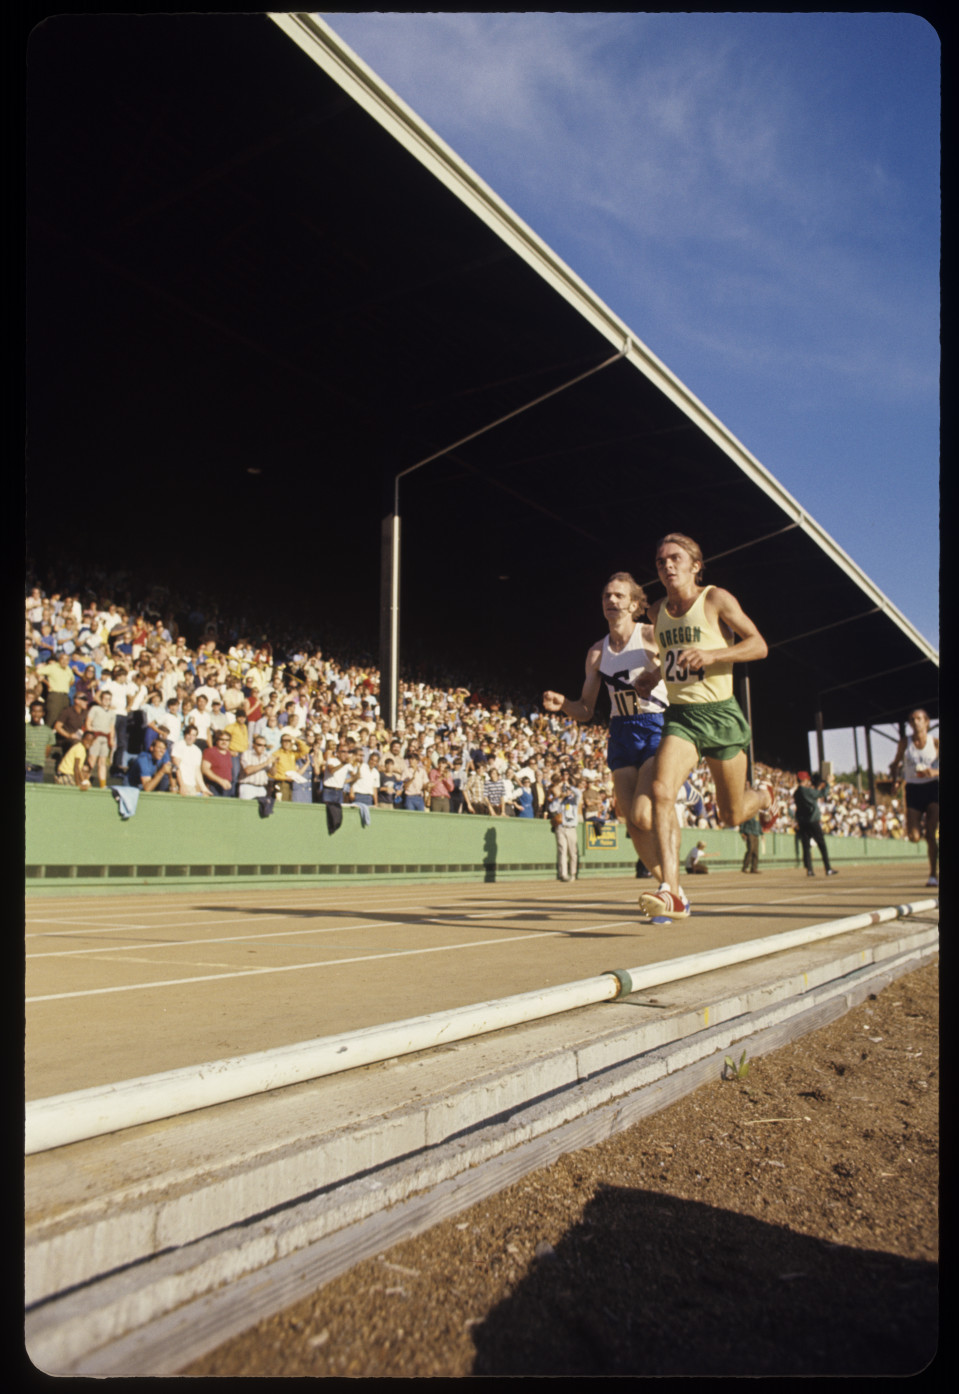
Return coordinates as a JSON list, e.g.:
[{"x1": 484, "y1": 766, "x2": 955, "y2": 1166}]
[
  {"x1": 24, "y1": 576, "x2": 906, "y2": 840},
  {"x1": 750, "y1": 762, "x2": 904, "y2": 840}
]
